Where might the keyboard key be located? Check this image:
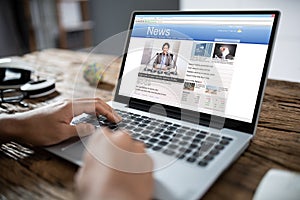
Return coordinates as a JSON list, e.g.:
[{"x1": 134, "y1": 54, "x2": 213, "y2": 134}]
[
  {"x1": 176, "y1": 154, "x2": 185, "y2": 159},
  {"x1": 189, "y1": 143, "x2": 198, "y2": 149},
  {"x1": 150, "y1": 122, "x2": 159, "y2": 126},
  {"x1": 142, "y1": 119, "x2": 151, "y2": 123},
  {"x1": 149, "y1": 133, "x2": 160, "y2": 138},
  {"x1": 163, "y1": 131, "x2": 174, "y2": 135},
  {"x1": 97, "y1": 115, "x2": 106, "y2": 121},
  {"x1": 192, "y1": 138, "x2": 201, "y2": 144},
  {"x1": 132, "y1": 131, "x2": 142, "y2": 136},
  {"x1": 122, "y1": 119, "x2": 132, "y2": 123},
  {"x1": 102, "y1": 119, "x2": 110, "y2": 124},
  {"x1": 198, "y1": 161, "x2": 208, "y2": 167},
  {"x1": 149, "y1": 138, "x2": 158, "y2": 143},
  {"x1": 138, "y1": 123, "x2": 147, "y2": 127},
  {"x1": 152, "y1": 146, "x2": 162, "y2": 151},
  {"x1": 220, "y1": 140, "x2": 230, "y2": 145},
  {"x1": 158, "y1": 141, "x2": 168, "y2": 146},
  {"x1": 133, "y1": 128, "x2": 143, "y2": 132},
  {"x1": 174, "y1": 133, "x2": 183, "y2": 138},
  {"x1": 210, "y1": 133, "x2": 220, "y2": 138},
  {"x1": 173, "y1": 124, "x2": 181, "y2": 127},
  {"x1": 203, "y1": 155, "x2": 214, "y2": 161},
  {"x1": 160, "y1": 135, "x2": 170, "y2": 140},
  {"x1": 200, "y1": 130, "x2": 208, "y2": 135},
  {"x1": 146, "y1": 126, "x2": 156, "y2": 130},
  {"x1": 179, "y1": 147, "x2": 191, "y2": 154},
  {"x1": 145, "y1": 143, "x2": 153, "y2": 148},
  {"x1": 176, "y1": 129, "x2": 186, "y2": 133},
  {"x1": 187, "y1": 157, "x2": 197, "y2": 163},
  {"x1": 186, "y1": 131, "x2": 196, "y2": 136},
  {"x1": 119, "y1": 112, "x2": 128, "y2": 116},
  {"x1": 182, "y1": 126, "x2": 190, "y2": 130},
  {"x1": 131, "y1": 121, "x2": 140, "y2": 125},
  {"x1": 154, "y1": 128, "x2": 165, "y2": 132},
  {"x1": 108, "y1": 124, "x2": 118, "y2": 129},
  {"x1": 179, "y1": 140, "x2": 188, "y2": 146},
  {"x1": 167, "y1": 144, "x2": 178, "y2": 149},
  {"x1": 128, "y1": 115, "x2": 136, "y2": 120},
  {"x1": 199, "y1": 142, "x2": 213, "y2": 152},
  {"x1": 215, "y1": 144, "x2": 225, "y2": 150},
  {"x1": 118, "y1": 123, "x2": 127, "y2": 128},
  {"x1": 139, "y1": 135, "x2": 150, "y2": 141},
  {"x1": 170, "y1": 138, "x2": 179, "y2": 143},
  {"x1": 182, "y1": 136, "x2": 192, "y2": 141},
  {"x1": 195, "y1": 134, "x2": 206, "y2": 139},
  {"x1": 125, "y1": 125, "x2": 135, "y2": 130},
  {"x1": 163, "y1": 149, "x2": 175, "y2": 156},
  {"x1": 142, "y1": 130, "x2": 152, "y2": 135},
  {"x1": 167, "y1": 126, "x2": 177, "y2": 131},
  {"x1": 206, "y1": 136, "x2": 219, "y2": 143},
  {"x1": 222, "y1": 136, "x2": 233, "y2": 141},
  {"x1": 193, "y1": 151, "x2": 202, "y2": 157},
  {"x1": 209, "y1": 149, "x2": 219, "y2": 156},
  {"x1": 160, "y1": 124, "x2": 169, "y2": 128}
]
